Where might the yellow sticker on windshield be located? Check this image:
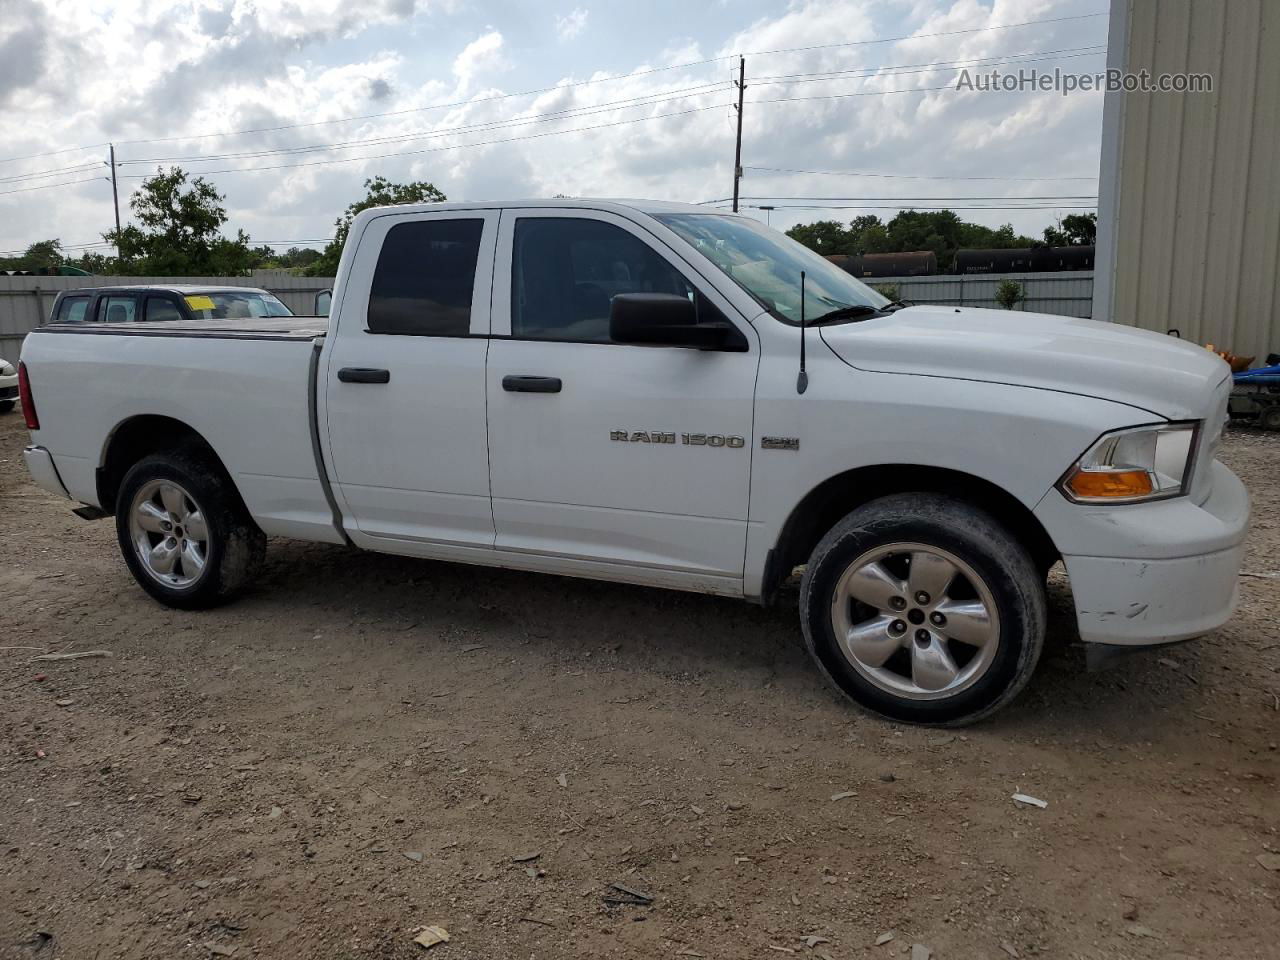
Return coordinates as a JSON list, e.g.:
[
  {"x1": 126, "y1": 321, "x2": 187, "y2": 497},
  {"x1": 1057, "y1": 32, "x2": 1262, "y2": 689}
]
[{"x1": 184, "y1": 295, "x2": 215, "y2": 310}]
